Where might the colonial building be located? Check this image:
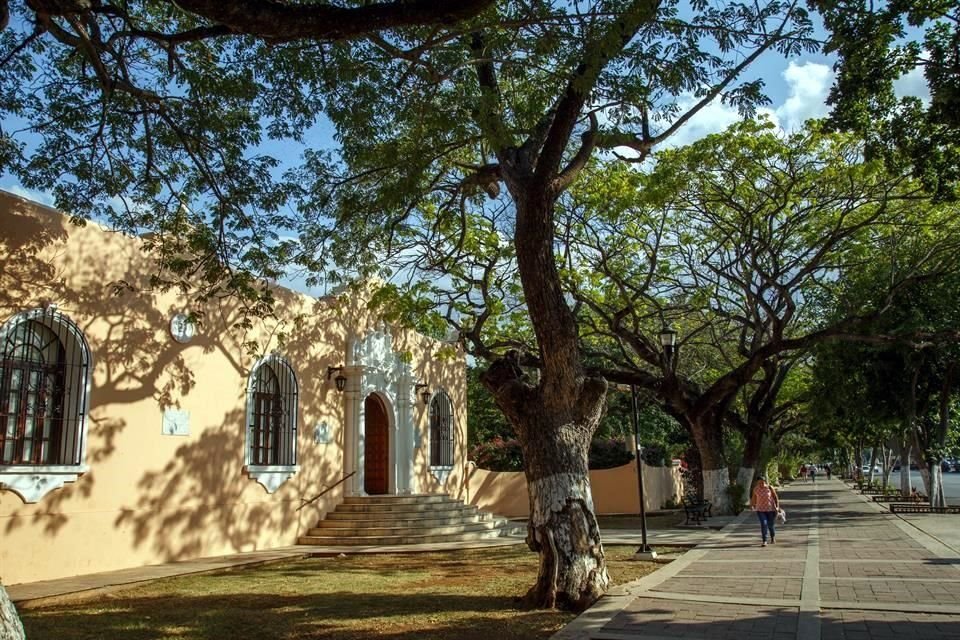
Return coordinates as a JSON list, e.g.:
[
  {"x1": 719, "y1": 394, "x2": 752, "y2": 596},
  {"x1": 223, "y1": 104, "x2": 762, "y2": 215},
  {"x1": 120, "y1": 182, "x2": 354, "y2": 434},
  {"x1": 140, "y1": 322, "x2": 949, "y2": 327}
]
[{"x1": 0, "y1": 191, "x2": 468, "y2": 585}]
